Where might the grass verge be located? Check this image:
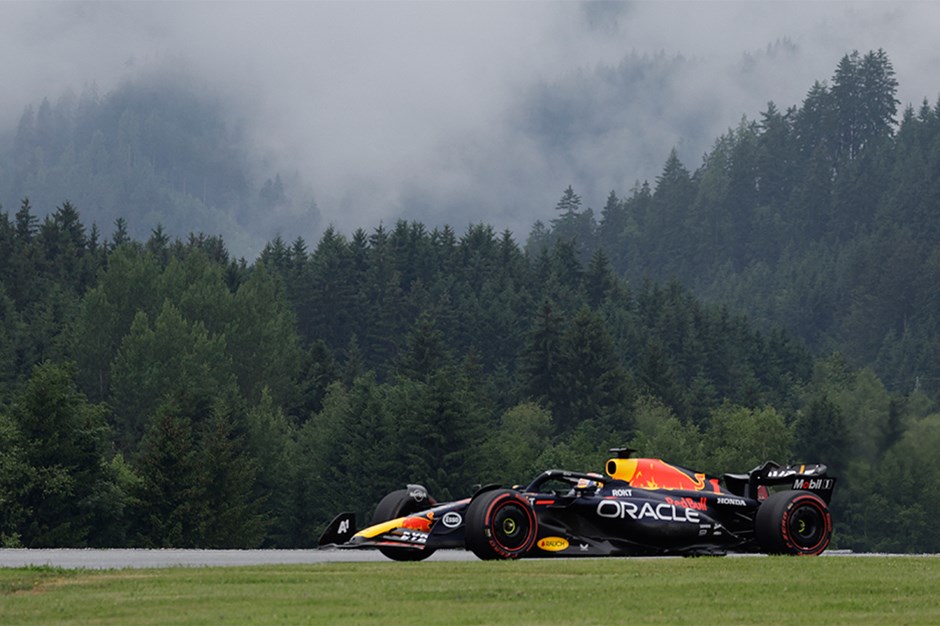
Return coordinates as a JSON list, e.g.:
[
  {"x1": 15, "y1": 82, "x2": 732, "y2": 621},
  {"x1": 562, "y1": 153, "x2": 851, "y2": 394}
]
[{"x1": 1, "y1": 556, "x2": 938, "y2": 625}]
